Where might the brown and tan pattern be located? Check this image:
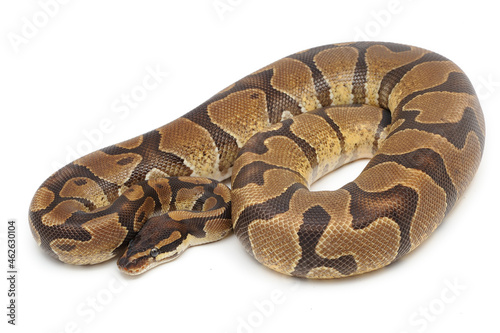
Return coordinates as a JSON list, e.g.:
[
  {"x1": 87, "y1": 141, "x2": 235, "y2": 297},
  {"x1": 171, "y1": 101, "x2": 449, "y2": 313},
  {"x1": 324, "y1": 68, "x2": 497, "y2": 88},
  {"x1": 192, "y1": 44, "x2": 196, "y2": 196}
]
[{"x1": 29, "y1": 42, "x2": 484, "y2": 278}]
